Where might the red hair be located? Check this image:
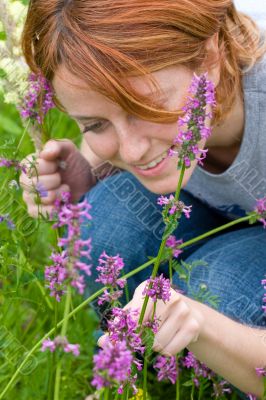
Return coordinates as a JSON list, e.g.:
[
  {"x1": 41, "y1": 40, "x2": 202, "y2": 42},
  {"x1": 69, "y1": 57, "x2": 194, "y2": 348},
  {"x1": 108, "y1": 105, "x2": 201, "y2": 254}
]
[{"x1": 21, "y1": 0, "x2": 266, "y2": 125}]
